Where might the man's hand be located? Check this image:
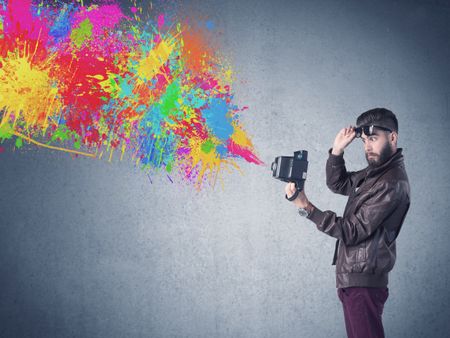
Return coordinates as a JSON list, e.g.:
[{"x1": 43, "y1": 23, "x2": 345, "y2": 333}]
[
  {"x1": 332, "y1": 125, "x2": 356, "y2": 156},
  {"x1": 285, "y1": 182, "x2": 309, "y2": 208}
]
